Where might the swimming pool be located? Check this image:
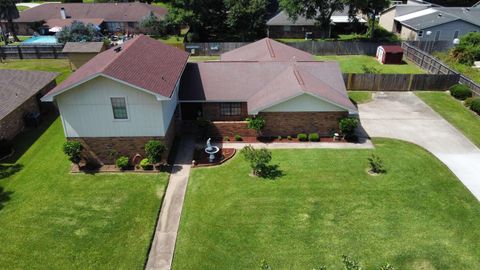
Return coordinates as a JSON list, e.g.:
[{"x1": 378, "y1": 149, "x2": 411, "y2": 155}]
[{"x1": 22, "y1": 36, "x2": 59, "y2": 44}]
